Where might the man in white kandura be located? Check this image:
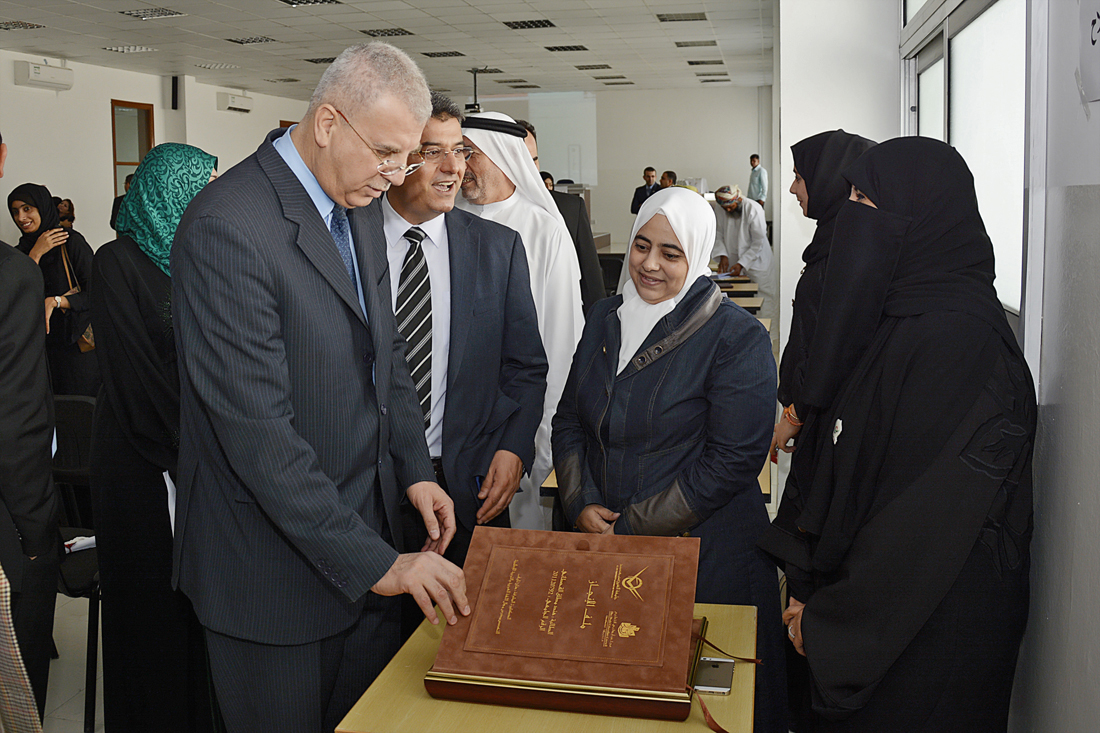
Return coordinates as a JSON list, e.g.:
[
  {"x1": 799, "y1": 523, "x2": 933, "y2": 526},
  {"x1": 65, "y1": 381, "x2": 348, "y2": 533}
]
[
  {"x1": 457, "y1": 111, "x2": 584, "y2": 531},
  {"x1": 711, "y1": 184, "x2": 777, "y2": 330}
]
